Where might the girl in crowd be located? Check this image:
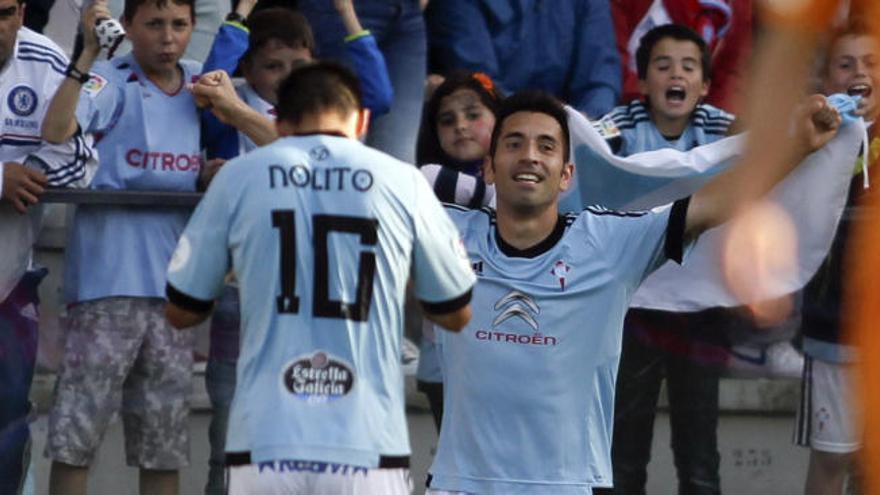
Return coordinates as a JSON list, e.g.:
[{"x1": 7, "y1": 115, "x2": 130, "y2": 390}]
[{"x1": 415, "y1": 71, "x2": 501, "y2": 429}]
